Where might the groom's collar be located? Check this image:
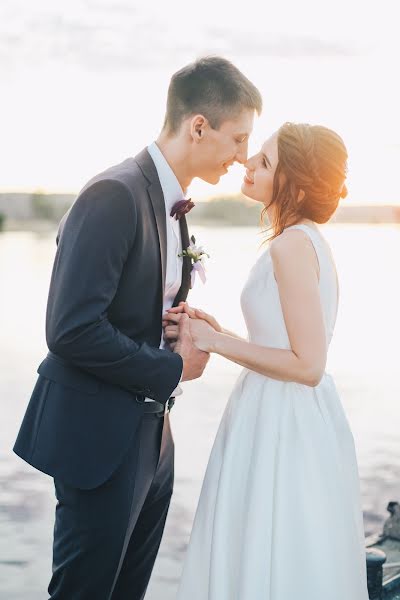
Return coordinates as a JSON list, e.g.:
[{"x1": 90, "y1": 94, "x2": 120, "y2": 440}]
[
  {"x1": 134, "y1": 147, "x2": 160, "y2": 186},
  {"x1": 147, "y1": 142, "x2": 185, "y2": 215}
]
